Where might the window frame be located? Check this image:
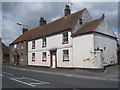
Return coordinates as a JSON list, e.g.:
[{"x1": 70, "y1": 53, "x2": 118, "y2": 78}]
[
  {"x1": 42, "y1": 52, "x2": 47, "y2": 61},
  {"x1": 63, "y1": 50, "x2": 69, "y2": 61},
  {"x1": 42, "y1": 38, "x2": 47, "y2": 48},
  {"x1": 14, "y1": 44, "x2": 17, "y2": 49},
  {"x1": 32, "y1": 40, "x2": 35, "y2": 49},
  {"x1": 21, "y1": 53, "x2": 23, "y2": 61},
  {"x1": 21, "y1": 42, "x2": 24, "y2": 49},
  {"x1": 79, "y1": 18, "x2": 83, "y2": 25},
  {"x1": 32, "y1": 53, "x2": 35, "y2": 61},
  {"x1": 62, "y1": 32, "x2": 69, "y2": 44}
]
